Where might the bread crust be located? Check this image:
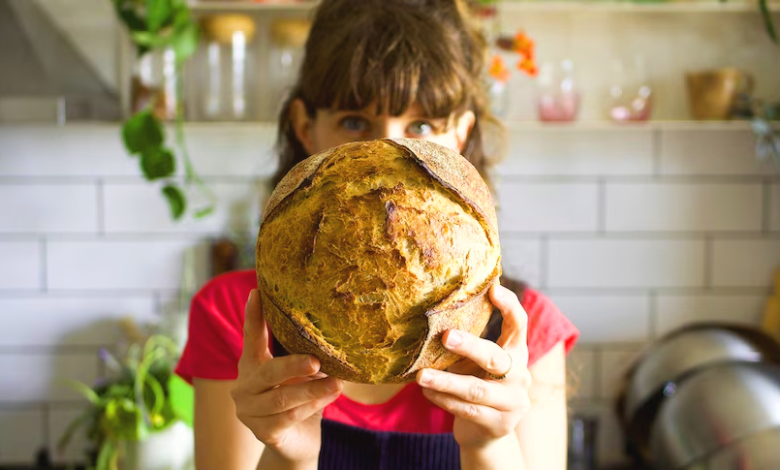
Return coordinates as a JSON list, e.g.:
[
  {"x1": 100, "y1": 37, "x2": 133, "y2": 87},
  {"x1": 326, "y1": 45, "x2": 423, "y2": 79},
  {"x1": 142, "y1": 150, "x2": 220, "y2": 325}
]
[{"x1": 256, "y1": 138, "x2": 501, "y2": 383}]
